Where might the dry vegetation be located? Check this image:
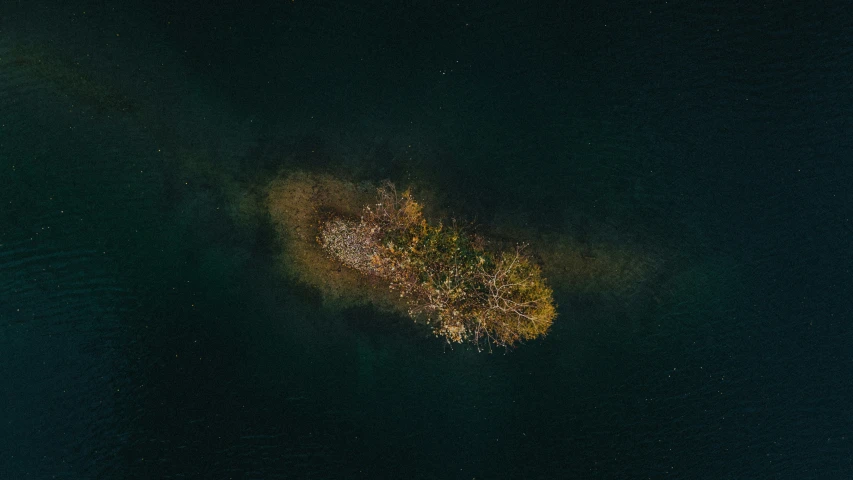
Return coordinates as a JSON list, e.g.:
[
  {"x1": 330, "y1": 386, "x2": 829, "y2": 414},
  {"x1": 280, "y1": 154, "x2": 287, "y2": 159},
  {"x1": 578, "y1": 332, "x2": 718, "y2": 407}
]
[{"x1": 317, "y1": 181, "x2": 557, "y2": 349}]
